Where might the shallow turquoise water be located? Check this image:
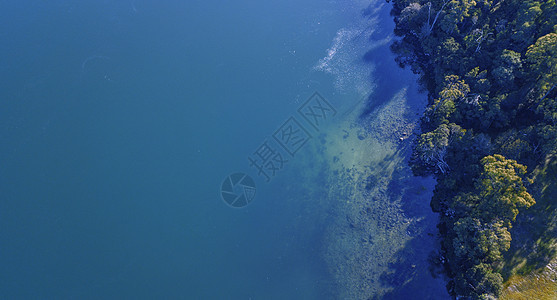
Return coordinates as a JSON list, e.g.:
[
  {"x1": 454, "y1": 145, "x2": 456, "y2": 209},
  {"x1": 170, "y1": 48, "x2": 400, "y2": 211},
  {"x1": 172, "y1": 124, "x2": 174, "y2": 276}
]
[{"x1": 0, "y1": 0, "x2": 446, "y2": 298}]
